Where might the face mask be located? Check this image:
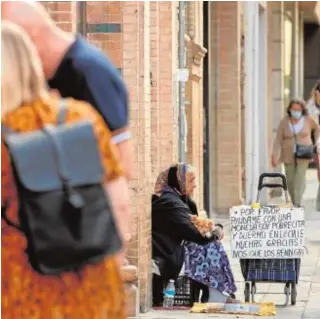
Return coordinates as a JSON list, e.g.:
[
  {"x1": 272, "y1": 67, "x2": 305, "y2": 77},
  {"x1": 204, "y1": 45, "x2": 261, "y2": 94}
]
[{"x1": 290, "y1": 110, "x2": 302, "y2": 120}]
